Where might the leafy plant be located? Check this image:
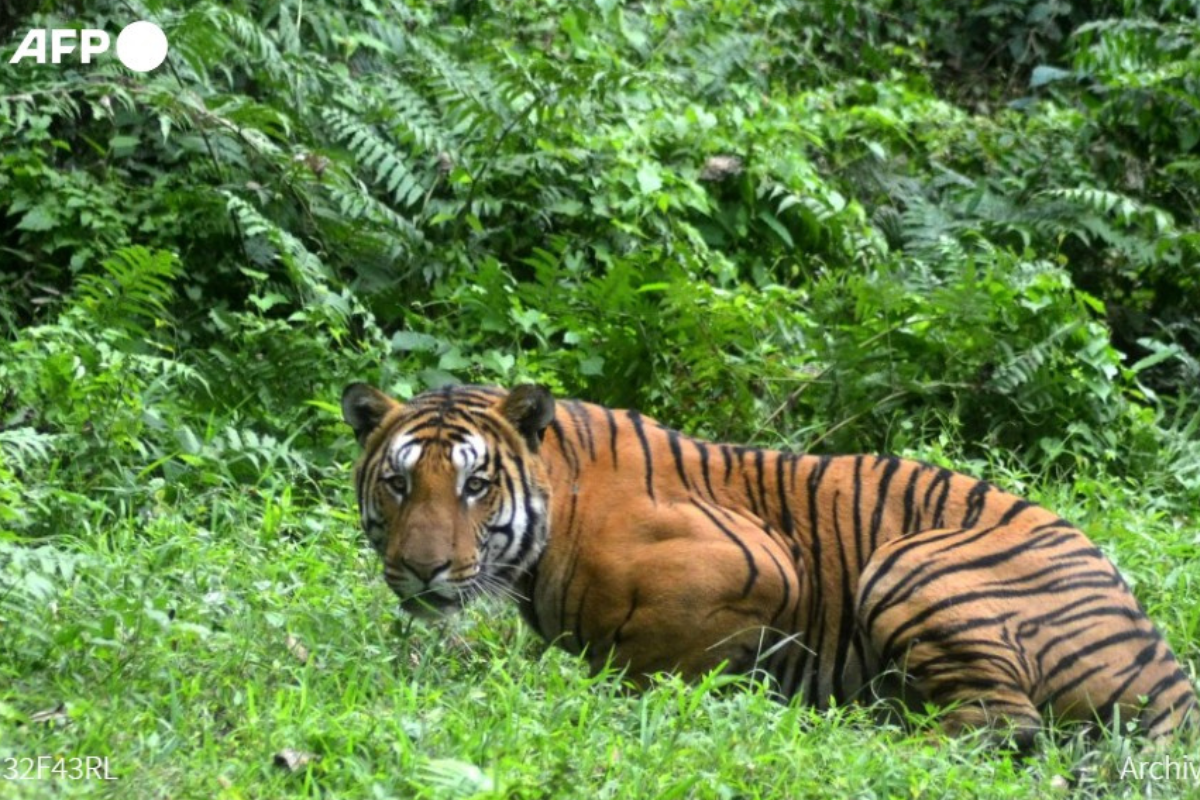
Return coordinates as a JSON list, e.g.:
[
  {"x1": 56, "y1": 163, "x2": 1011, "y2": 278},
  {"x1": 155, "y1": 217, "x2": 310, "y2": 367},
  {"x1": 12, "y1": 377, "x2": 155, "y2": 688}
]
[{"x1": 2, "y1": 0, "x2": 1200, "y2": 797}]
